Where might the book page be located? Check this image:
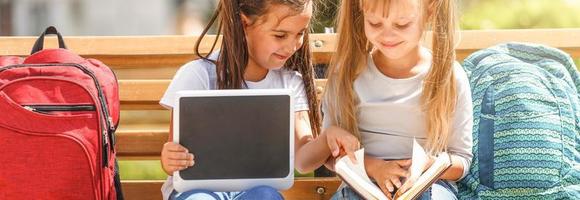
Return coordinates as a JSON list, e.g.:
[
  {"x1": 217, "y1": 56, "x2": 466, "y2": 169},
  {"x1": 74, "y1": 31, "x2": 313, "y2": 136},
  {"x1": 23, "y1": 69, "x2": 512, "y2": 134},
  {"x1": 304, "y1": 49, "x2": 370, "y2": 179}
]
[
  {"x1": 395, "y1": 151, "x2": 451, "y2": 200},
  {"x1": 335, "y1": 149, "x2": 389, "y2": 200},
  {"x1": 396, "y1": 138, "x2": 427, "y2": 195},
  {"x1": 344, "y1": 149, "x2": 372, "y2": 183},
  {"x1": 408, "y1": 139, "x2": 428, "y2": 182}
]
